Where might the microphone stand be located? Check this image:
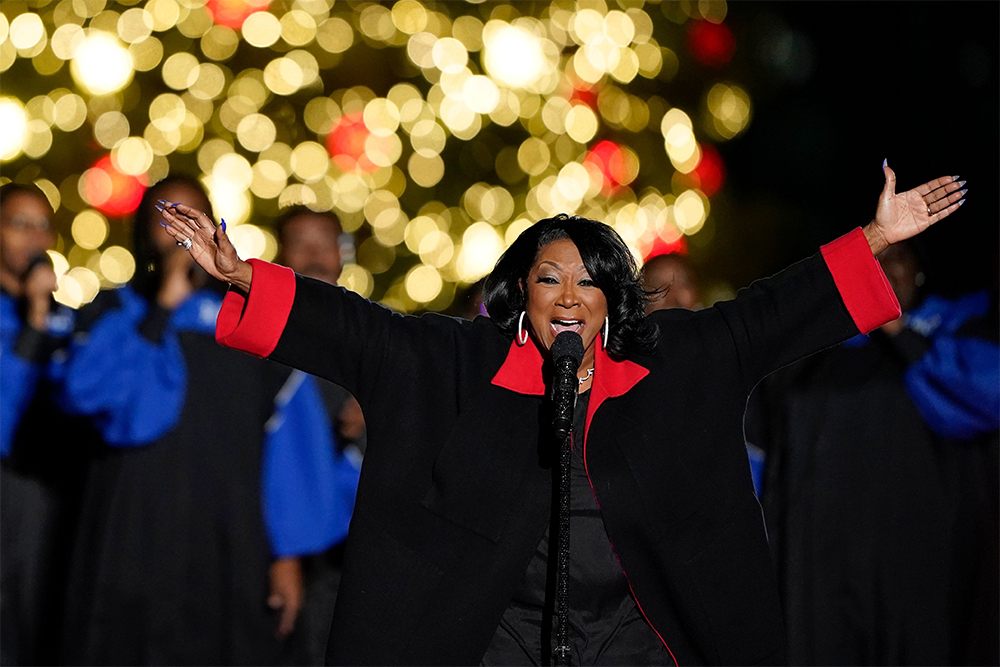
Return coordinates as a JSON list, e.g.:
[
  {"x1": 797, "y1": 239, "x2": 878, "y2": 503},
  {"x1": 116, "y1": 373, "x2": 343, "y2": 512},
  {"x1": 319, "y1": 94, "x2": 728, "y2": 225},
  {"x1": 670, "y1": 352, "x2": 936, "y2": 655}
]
[
  {"x1": 549, "y1": 331, "x2": 582, "y2": 666},
  {"x1": 553, "y1": 424, "x2": 572, "y2": 666}
]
